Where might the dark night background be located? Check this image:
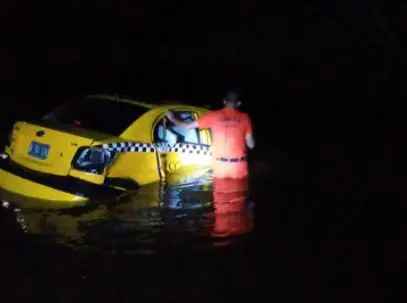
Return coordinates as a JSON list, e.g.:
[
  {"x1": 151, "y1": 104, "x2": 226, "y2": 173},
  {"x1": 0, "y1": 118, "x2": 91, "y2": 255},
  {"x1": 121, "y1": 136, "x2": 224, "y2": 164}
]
[
  {"x1": 0, "y1": 1, "x2": 406, "y2": 301},
  {"x1": 1, "y1": 1, "x2": 404, "y2": 144}
]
